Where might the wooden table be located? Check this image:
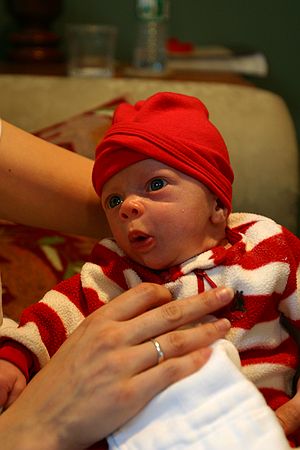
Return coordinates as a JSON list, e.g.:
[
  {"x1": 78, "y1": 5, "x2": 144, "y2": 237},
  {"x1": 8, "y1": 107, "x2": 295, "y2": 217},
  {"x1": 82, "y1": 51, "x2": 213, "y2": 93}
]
[{"x1": 0, "y1": 60, "x2": 252, "y2": 86}]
